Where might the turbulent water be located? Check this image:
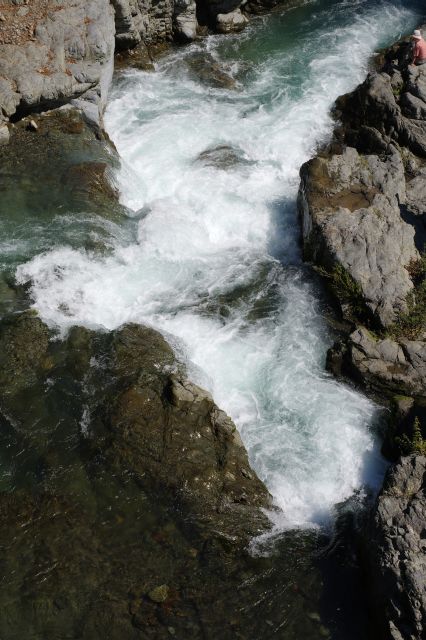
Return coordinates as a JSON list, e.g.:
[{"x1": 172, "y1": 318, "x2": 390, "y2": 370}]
[{"x1": 16, "y1": 0, "x2": 424, "y2": 530}]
